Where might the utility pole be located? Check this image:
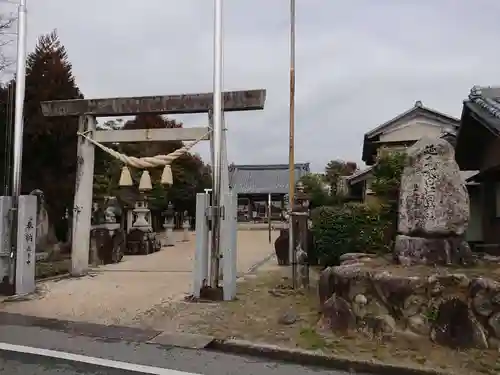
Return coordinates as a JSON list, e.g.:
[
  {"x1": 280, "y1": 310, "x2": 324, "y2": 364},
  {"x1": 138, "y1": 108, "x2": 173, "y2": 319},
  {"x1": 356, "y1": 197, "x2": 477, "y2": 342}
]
[
  {"x1": 9, "y1": 0, "x2": 27, "y2": 289},
  {"x1": 288, "y1": 0, "x2": 297, "y2": 288},
  {"x1": 209, "y1": 0, "x2": 224, "y2": 289}
]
